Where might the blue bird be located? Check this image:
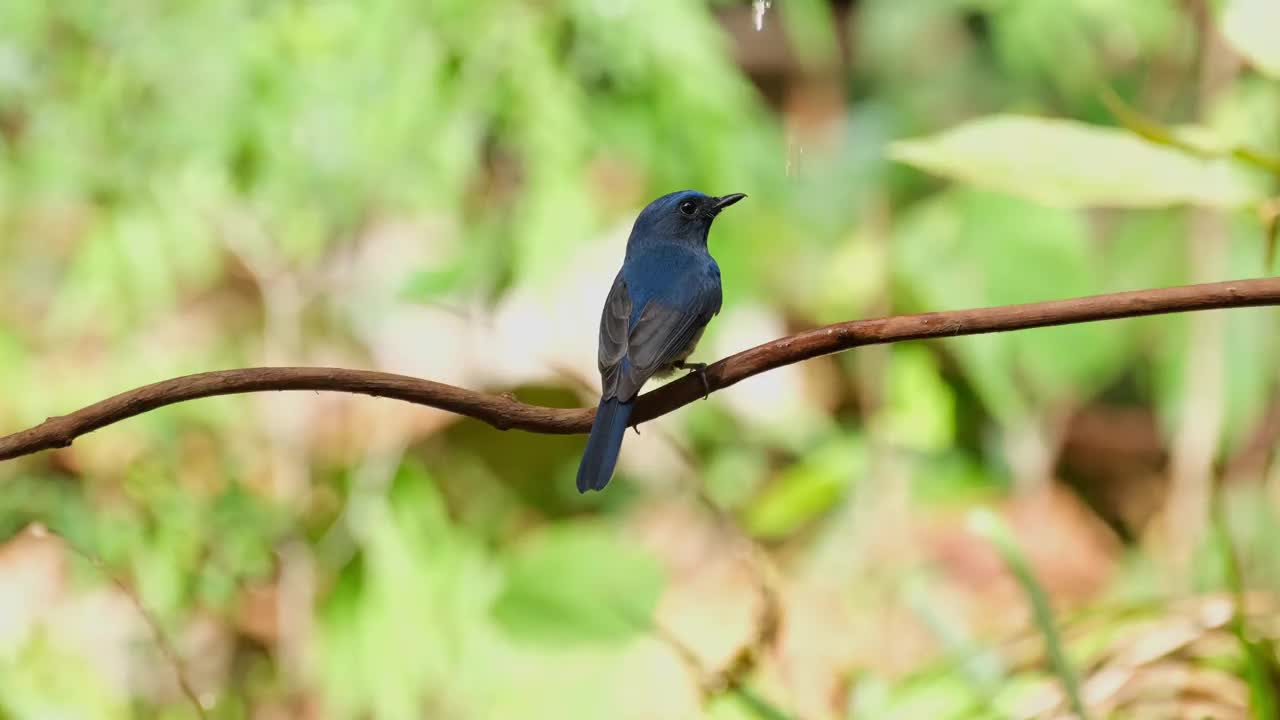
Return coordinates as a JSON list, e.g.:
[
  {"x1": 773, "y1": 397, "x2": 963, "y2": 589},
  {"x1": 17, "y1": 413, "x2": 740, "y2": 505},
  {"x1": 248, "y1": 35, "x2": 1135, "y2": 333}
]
[{"x1": 576, "y1": 190, "x2": 746, "y2": 493}]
